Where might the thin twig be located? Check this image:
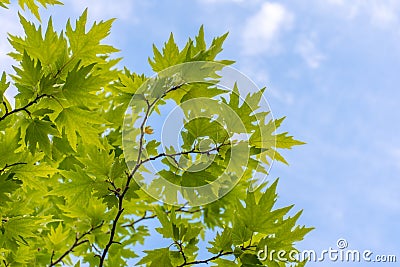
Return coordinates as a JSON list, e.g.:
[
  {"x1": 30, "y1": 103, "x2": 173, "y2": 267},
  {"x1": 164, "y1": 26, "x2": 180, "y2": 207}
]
[
  {"x1": 140, "y1": 142, "x2": 229, "y2": 166},
  {"x1": 0, "y1": 94, "x2": 48, "y2": 122},
  {"x1": 122, "y1": 205, "x2": 203, "y2": 228},
  {"x1": 99, "y1": 90, "x2": 154, "y2": 266},
  {"x1": 49, "y1": 221, "x2": 104, "y2": 267},
  {"x1": 98, "y1": 82, "x2": 196, "y2": 266},
  {"x1": 176, "y1": 241, "x2": 187, "y2": 265},
  {"x1": 0, "y1": 162, "x2": 27, "y2": 174},
  {"x1": 178, "y1": 251, "x2": 233, "y2": 267}
]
